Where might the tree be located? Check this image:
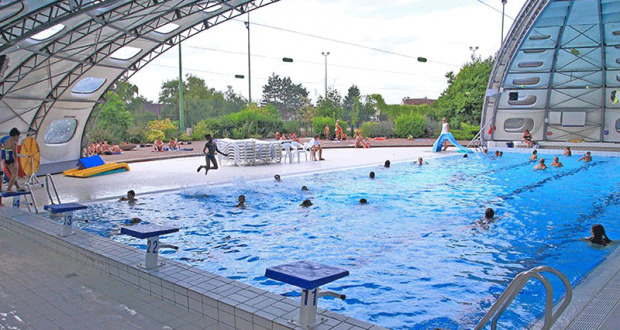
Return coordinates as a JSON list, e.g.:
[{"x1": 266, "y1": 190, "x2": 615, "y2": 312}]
[
  {"x1": 342, "y1": 85, "x2": 361, "y2": 134},
  {"x1": 261, "y1": 73, "x2": 310, "y2": 121},
  {"x1": 158, "y1": 74, "x2": 230, "y2": 128},
  {"x1": 436, "y1": 56, "x2": 495, "y2": 126},
  {"x1": 93, "y1": 80, "x2": 142, "y2": 142},
  {"x1": 315, "y1": 87, "x2": 343, "y2": 119}
]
